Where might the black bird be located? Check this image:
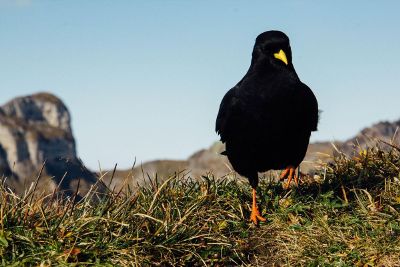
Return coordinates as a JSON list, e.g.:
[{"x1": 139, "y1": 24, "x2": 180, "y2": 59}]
[{"x1": 215, "y1": 31, "x2": 318, "y2": 225}]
